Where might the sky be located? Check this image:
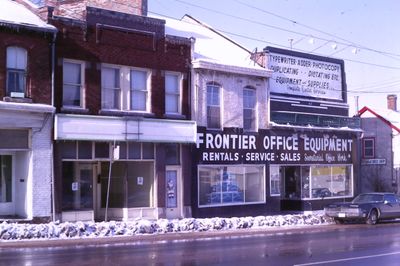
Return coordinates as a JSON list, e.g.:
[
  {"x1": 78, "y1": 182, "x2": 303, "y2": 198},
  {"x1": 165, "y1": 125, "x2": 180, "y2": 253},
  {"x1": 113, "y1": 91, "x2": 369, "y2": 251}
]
[{"x1": 149, "y1": 0, "x2": 400, "y2": 115}]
